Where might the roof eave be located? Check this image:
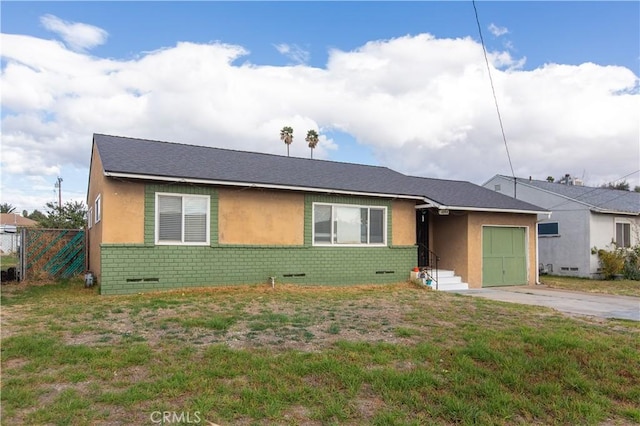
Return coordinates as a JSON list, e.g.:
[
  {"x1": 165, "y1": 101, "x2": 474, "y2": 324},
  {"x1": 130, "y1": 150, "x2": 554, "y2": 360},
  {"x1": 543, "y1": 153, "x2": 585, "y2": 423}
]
[
  {"x1": 437, "y1": 205, "x2": 549, "y2": 216},
  {"x1": 105, "y1": 171, "x2": 548, "y2": 215},
  {"x1": 590, "y1": 207, "x2": 639, "y2": 216},
  {"x1": 104, "y1": 171, "x2": 424, "y2": 201}
]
